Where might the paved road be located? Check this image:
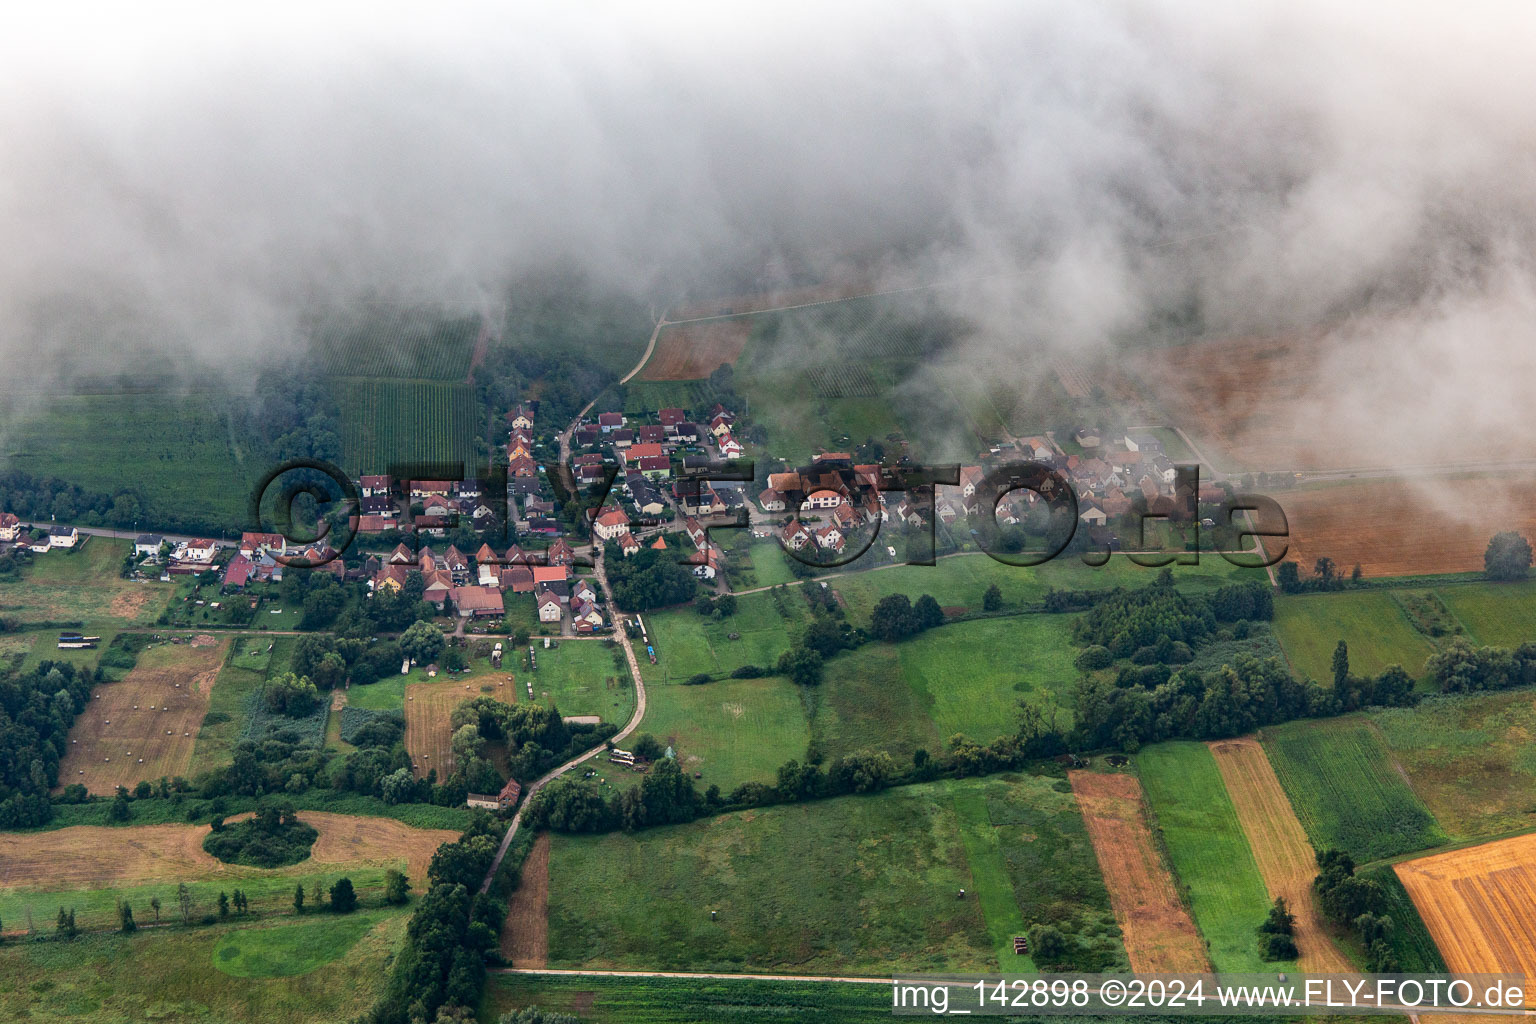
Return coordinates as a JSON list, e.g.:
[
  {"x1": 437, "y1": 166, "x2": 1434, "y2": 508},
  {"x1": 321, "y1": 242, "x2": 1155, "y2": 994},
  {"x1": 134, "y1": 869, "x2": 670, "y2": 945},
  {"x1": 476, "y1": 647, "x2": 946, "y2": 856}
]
[
  {"x1": 19, "y1": 523, "x2": 236, "y2": 547},
  {"x1": 480, "y1": 330, "x2": 659, "y2": 895}
]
